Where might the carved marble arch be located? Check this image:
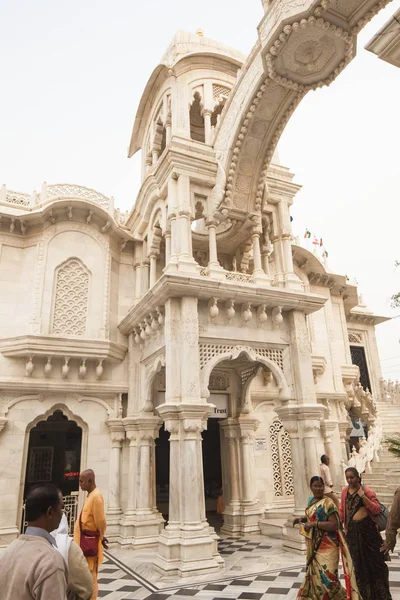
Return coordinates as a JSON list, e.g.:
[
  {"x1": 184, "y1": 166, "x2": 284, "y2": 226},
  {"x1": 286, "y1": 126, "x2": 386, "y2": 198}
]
[
  {"x1": 141, "y1": 354, "x2": 166, "y2": 413},
  {"x1": 24, "y1": 403, "x2": 88, "y2": 435},
  {"x1": 213, "y1": 0, "x2": 391, "y2": 214},
  {"x1": 199, "y1": 344, "x2": 290, "y2": 401}
]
